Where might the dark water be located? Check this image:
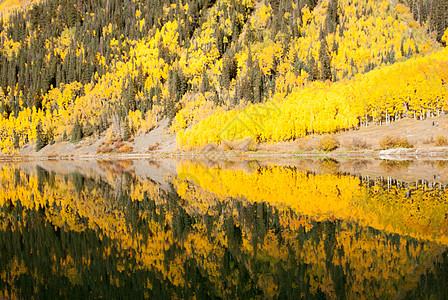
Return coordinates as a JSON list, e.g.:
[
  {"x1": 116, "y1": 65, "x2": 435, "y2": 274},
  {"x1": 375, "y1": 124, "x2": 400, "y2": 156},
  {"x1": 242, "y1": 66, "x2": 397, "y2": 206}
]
[{"x1": 1, "y1": 159, "x2": 448, "y2": 299}]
